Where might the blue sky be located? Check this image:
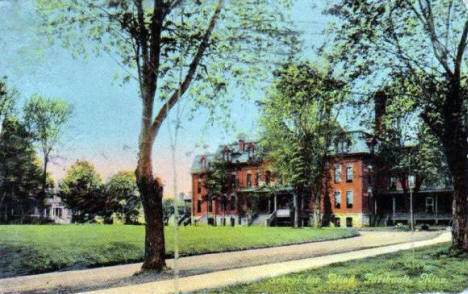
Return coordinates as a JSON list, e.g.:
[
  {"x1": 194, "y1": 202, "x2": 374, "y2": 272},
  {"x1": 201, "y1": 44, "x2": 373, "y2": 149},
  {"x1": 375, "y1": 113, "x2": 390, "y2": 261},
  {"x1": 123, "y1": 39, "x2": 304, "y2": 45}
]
[{"x1": 1, "y1": 0, "x2": 332, "y2": 196}]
